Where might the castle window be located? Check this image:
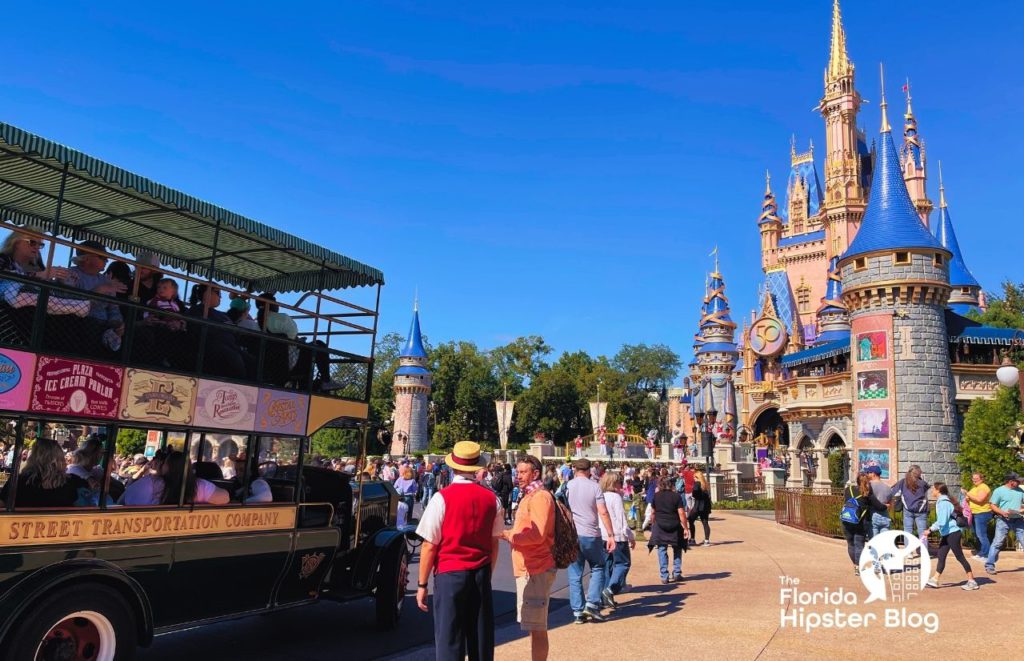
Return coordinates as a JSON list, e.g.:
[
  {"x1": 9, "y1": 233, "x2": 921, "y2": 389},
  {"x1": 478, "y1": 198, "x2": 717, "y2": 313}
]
[
  {"x1": 894, "y1": 251, "x2": 911, "y2": 265},
  {"x1": 934, "y1": 253, "x2": 944, "y2": 267},
  {"x1": 854, "y1": 257, "x2": 867, "y2": 271},
  {"x1": 796, "y1": 281, "x2": 811, "y2": 313},
  {"x1": 960, "y1": 286, "x2": 971, "y2": 295}
]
